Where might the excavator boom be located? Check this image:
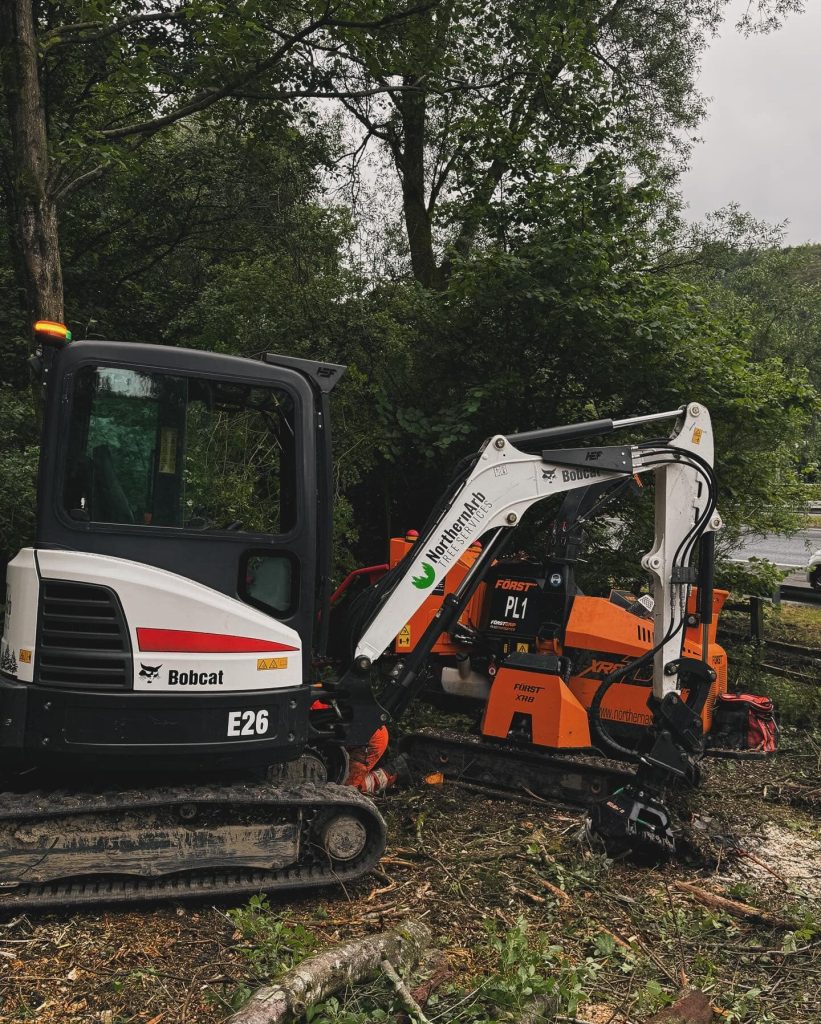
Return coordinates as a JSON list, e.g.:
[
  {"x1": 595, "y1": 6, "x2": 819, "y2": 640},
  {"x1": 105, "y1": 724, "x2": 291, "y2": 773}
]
[{"x1": 343, "y1": 404, "x2": 719, "y2": 718}]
